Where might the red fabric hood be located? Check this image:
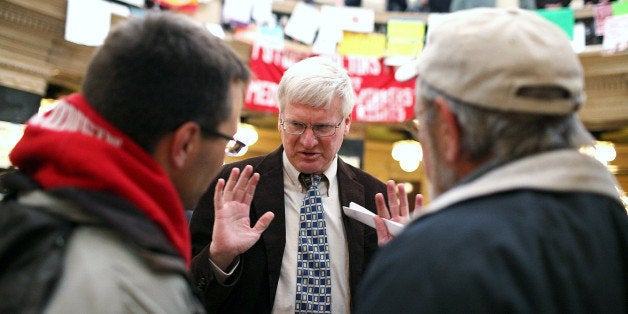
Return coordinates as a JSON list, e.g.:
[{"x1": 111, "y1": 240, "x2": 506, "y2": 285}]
[{"x1": 10, "y1": 93, "x2": 191, "y2": 266}]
